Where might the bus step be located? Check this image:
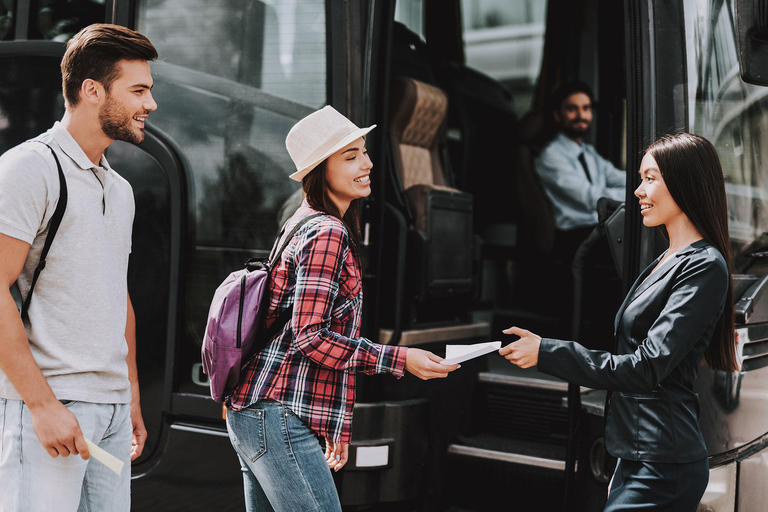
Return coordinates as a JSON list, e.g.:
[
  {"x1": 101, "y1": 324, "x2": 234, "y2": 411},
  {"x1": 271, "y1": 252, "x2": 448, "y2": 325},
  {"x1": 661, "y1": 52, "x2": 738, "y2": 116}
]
[
  {"x1": 446, "y1": 434, "x2": 566, "y2": 511},
  {"x1": 448, "y1": 433, "x2": 568, "y2": 470}
]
